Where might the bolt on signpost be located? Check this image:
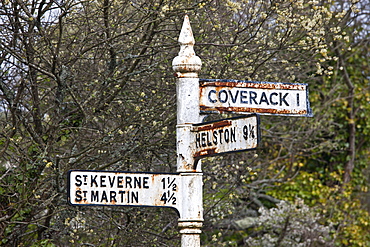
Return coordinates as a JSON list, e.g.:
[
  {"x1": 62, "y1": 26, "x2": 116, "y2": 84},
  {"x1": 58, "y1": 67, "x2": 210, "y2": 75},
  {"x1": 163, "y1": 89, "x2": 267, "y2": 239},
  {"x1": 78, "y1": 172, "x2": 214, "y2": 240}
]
[{"x1": 67, "y1": 15, "x2": 312, "y2": 247}]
